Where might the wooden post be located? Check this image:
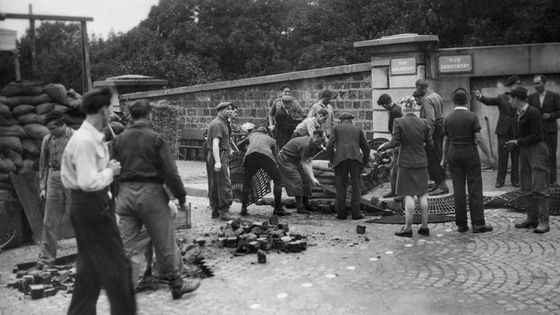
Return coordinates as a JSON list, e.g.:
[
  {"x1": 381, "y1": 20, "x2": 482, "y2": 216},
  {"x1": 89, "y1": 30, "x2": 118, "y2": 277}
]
[
  {"x1": 80, "y1": 21, "x2": 93, "y2": 93},
  {"x1": 12, "y1": 49, "x2": 21, "y2": 81},
  {"x1": 29, "y1": 4, "x2": 37, "y2": 81}
]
